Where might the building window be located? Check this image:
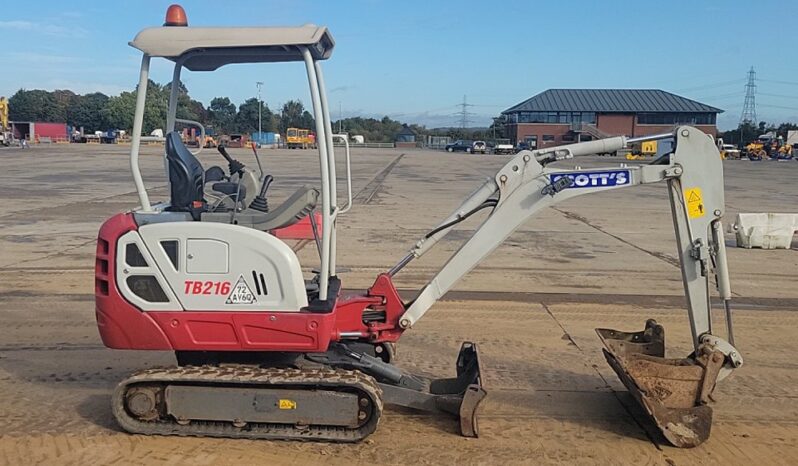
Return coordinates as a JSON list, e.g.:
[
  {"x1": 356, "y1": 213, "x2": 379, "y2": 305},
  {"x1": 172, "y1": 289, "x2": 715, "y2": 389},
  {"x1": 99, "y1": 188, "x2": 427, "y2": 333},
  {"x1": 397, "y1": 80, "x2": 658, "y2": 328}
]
[
  {"x1": 542, "y1": 135, "x2": 555, "y2": 142},
  {"x1": 637, "y1": 113, "x2": 716, "y2": 125},
  {"x1": 512, "y1": 111, "x2": 597, "y2": 125},
  {"x1": 524, "y1": 135, "x2": 538, "y2": 148}
]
